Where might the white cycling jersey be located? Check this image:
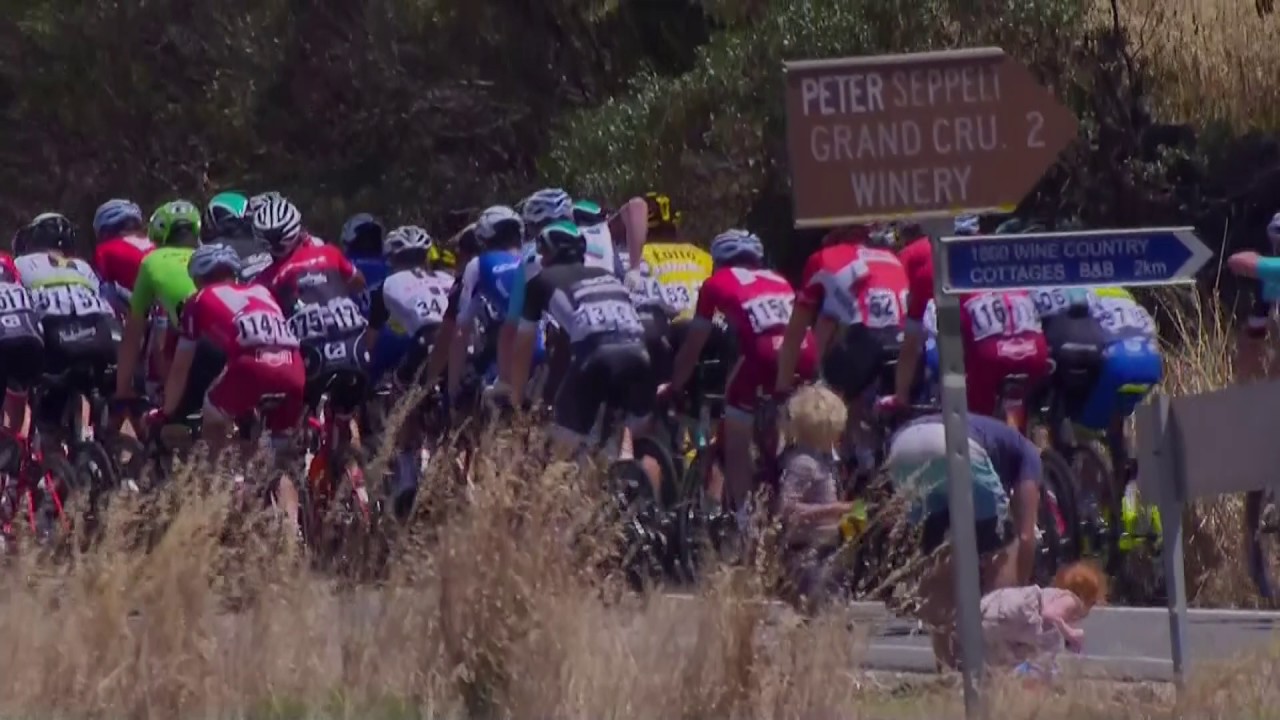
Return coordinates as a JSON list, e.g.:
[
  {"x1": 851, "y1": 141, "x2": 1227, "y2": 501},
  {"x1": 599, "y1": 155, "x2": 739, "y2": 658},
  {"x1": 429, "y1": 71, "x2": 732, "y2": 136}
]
[
  {"x1": 581, "y1": 222, "x2": 618, "y2": 275},
  {"x1": 15, "y1": 252, "x2": 112, "y2": 319},
  {"x1": 380, "y1": 267, "x2": 455, "y2": 336}
]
